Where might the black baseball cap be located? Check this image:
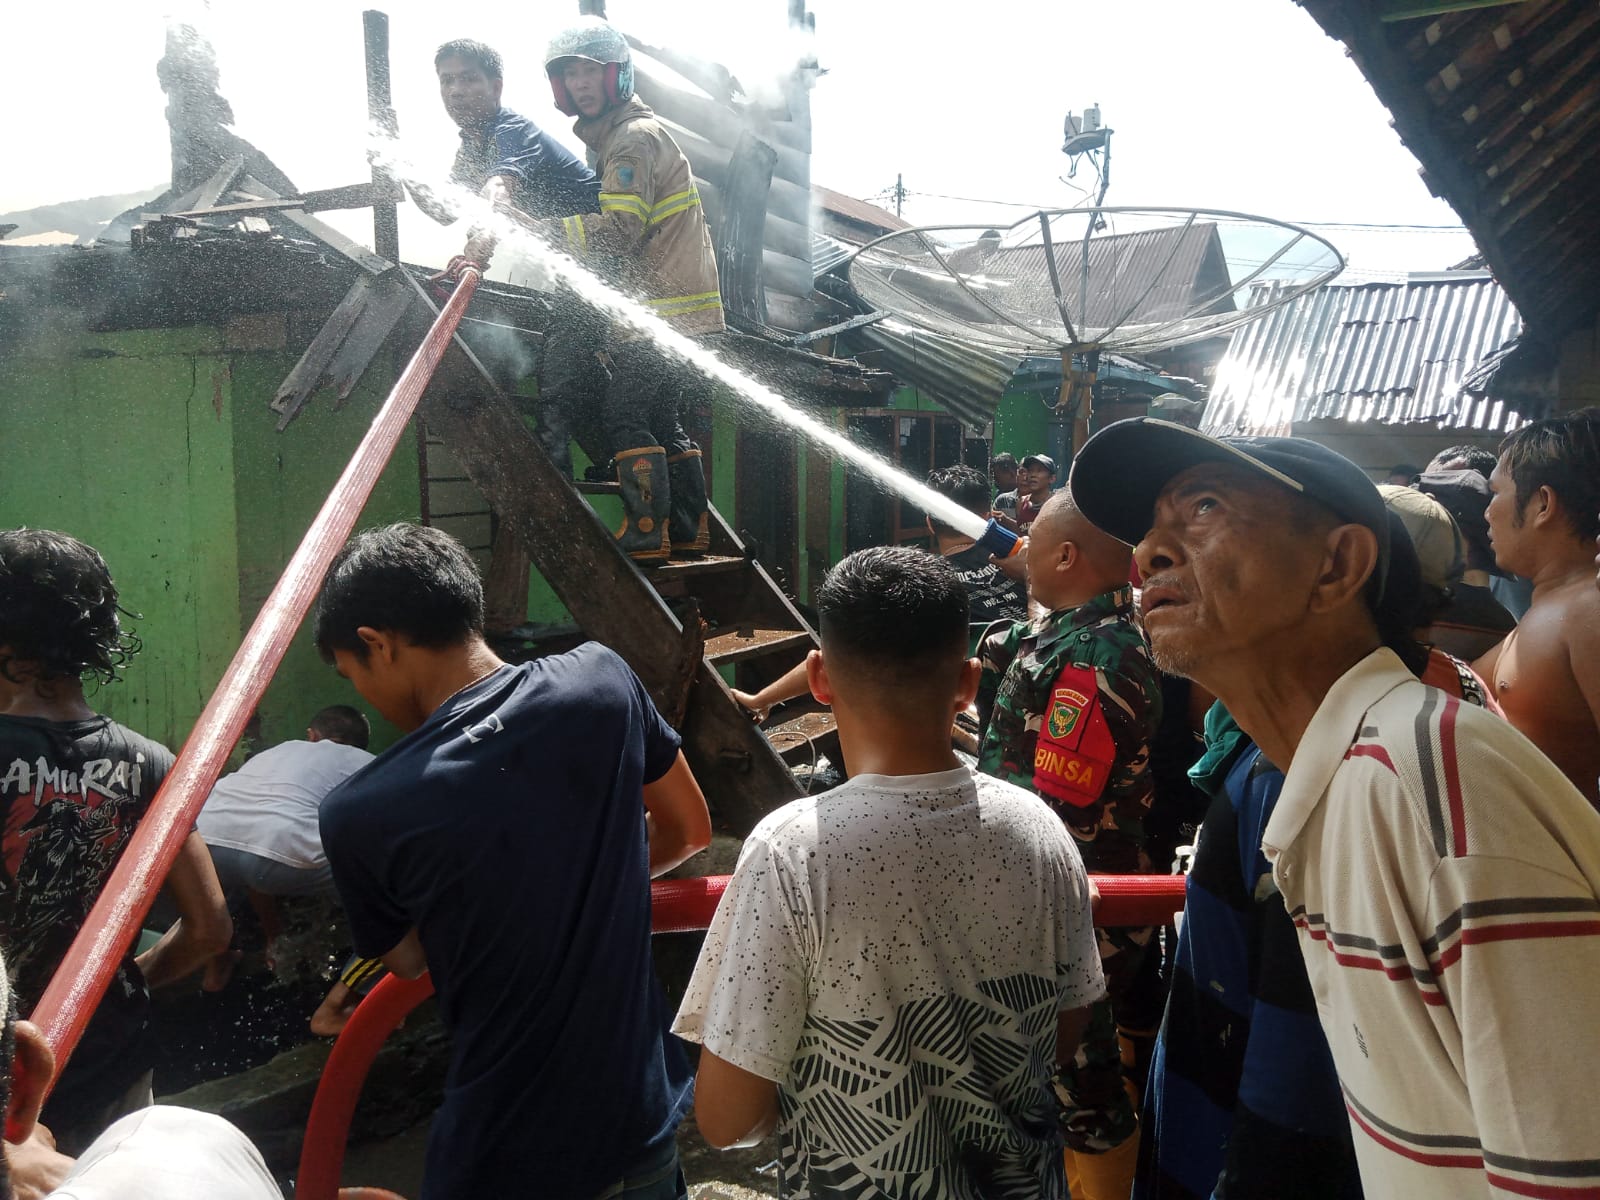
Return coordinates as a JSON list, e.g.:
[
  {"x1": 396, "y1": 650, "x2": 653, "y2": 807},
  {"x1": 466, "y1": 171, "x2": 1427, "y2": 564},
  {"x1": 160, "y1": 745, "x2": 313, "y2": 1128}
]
[
  {"x1": 1021, "y1": 453, "x2": 1059, "y2": 474},
  {"x1": 1068, "y1": 417, "x2": 1390, "y2": 599}
]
